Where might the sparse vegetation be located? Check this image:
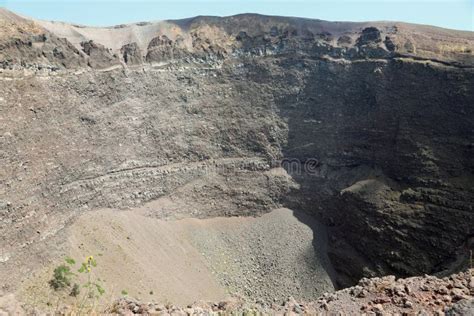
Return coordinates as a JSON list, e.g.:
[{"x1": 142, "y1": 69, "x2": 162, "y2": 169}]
[
  {"x1": 49, "y1": 264, "x2": 74, "y2": 290},
  {"x1": 48, "y1": 255, "x2": 105, "y2": 312}
]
